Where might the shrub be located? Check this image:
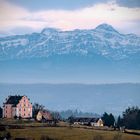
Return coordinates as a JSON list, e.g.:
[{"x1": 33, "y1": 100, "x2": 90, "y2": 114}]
[{"x1": 0, "y1": 126, "x2": 6, "y2": 131}]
